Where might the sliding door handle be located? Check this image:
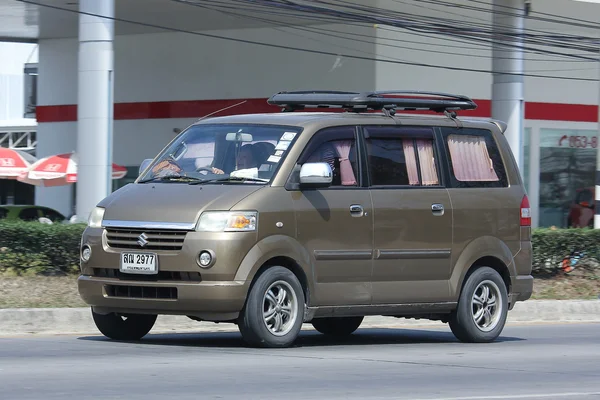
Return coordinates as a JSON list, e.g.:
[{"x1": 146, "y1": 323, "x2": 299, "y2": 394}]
[
  {"x1": 432, "y1": 203, "x2": 445, "y2": 216},
  {"x1": 350, "y1": 204, "x2": 364, "y2": 217}
]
